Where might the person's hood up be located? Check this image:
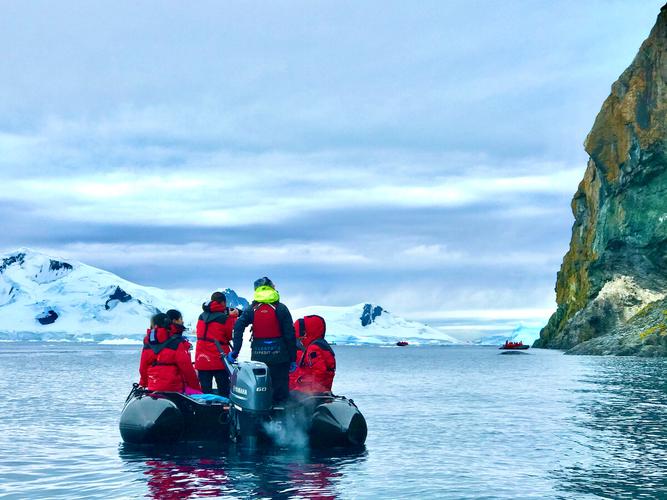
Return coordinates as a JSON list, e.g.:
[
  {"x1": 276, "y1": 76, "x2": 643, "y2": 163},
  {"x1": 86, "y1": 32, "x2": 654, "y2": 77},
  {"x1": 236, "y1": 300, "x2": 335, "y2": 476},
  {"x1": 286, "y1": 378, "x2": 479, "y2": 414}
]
[
  {"x1": 296, "y1": 315, "x2": 326, "y2": 346},
  {"x1": 202, "y1": 301, "x2": 227, "y2": 313}
]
